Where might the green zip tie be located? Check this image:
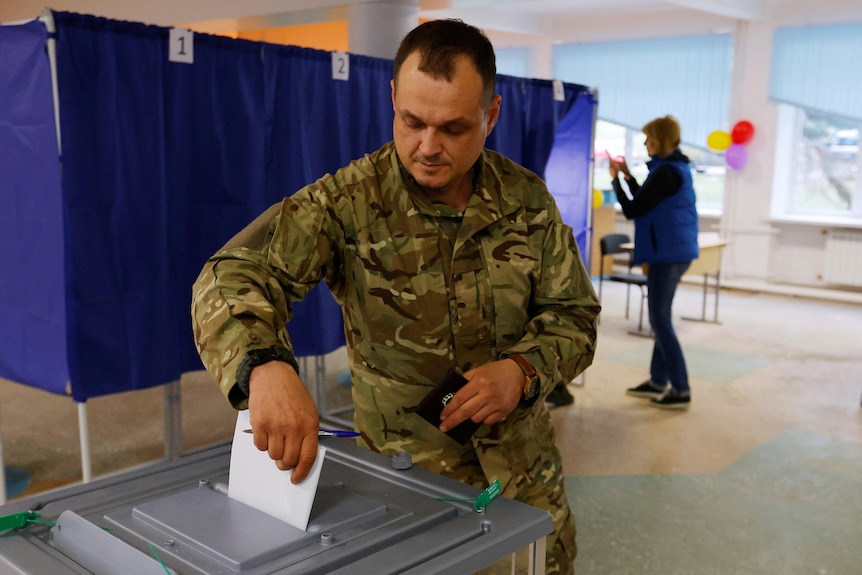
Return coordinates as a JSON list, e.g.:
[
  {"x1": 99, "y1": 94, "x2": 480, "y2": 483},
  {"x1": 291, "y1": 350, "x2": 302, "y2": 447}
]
[
  {"x1": 435, "y1": 479, "x2": 502, "y2": 513},
  {"x1": 473, "y1": 479, "x2": 501, "y2": 513},
  {"x1": 149, "y1": 543, "x2": 172, "y2": 574},
  {"x1": 0, "y1": 511, "x2": 41, "y2": 531}
]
